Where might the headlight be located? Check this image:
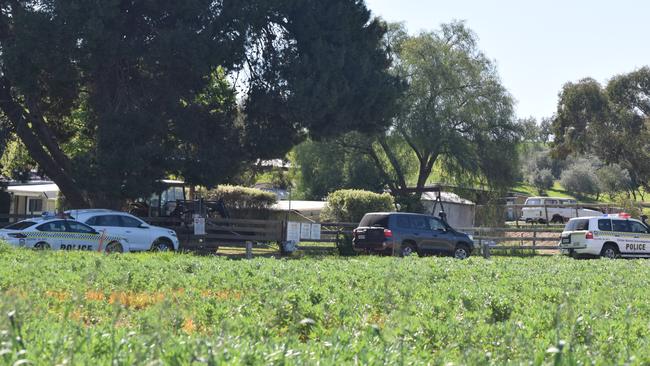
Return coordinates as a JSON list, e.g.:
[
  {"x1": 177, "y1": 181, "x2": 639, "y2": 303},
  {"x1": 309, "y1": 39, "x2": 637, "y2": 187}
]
[
  {"x1": 467, "y1": 234, "x2": 474, "y2": 241},
  {"x1": 168, "y1": 230, "x2": 177, "y2": 237}
]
